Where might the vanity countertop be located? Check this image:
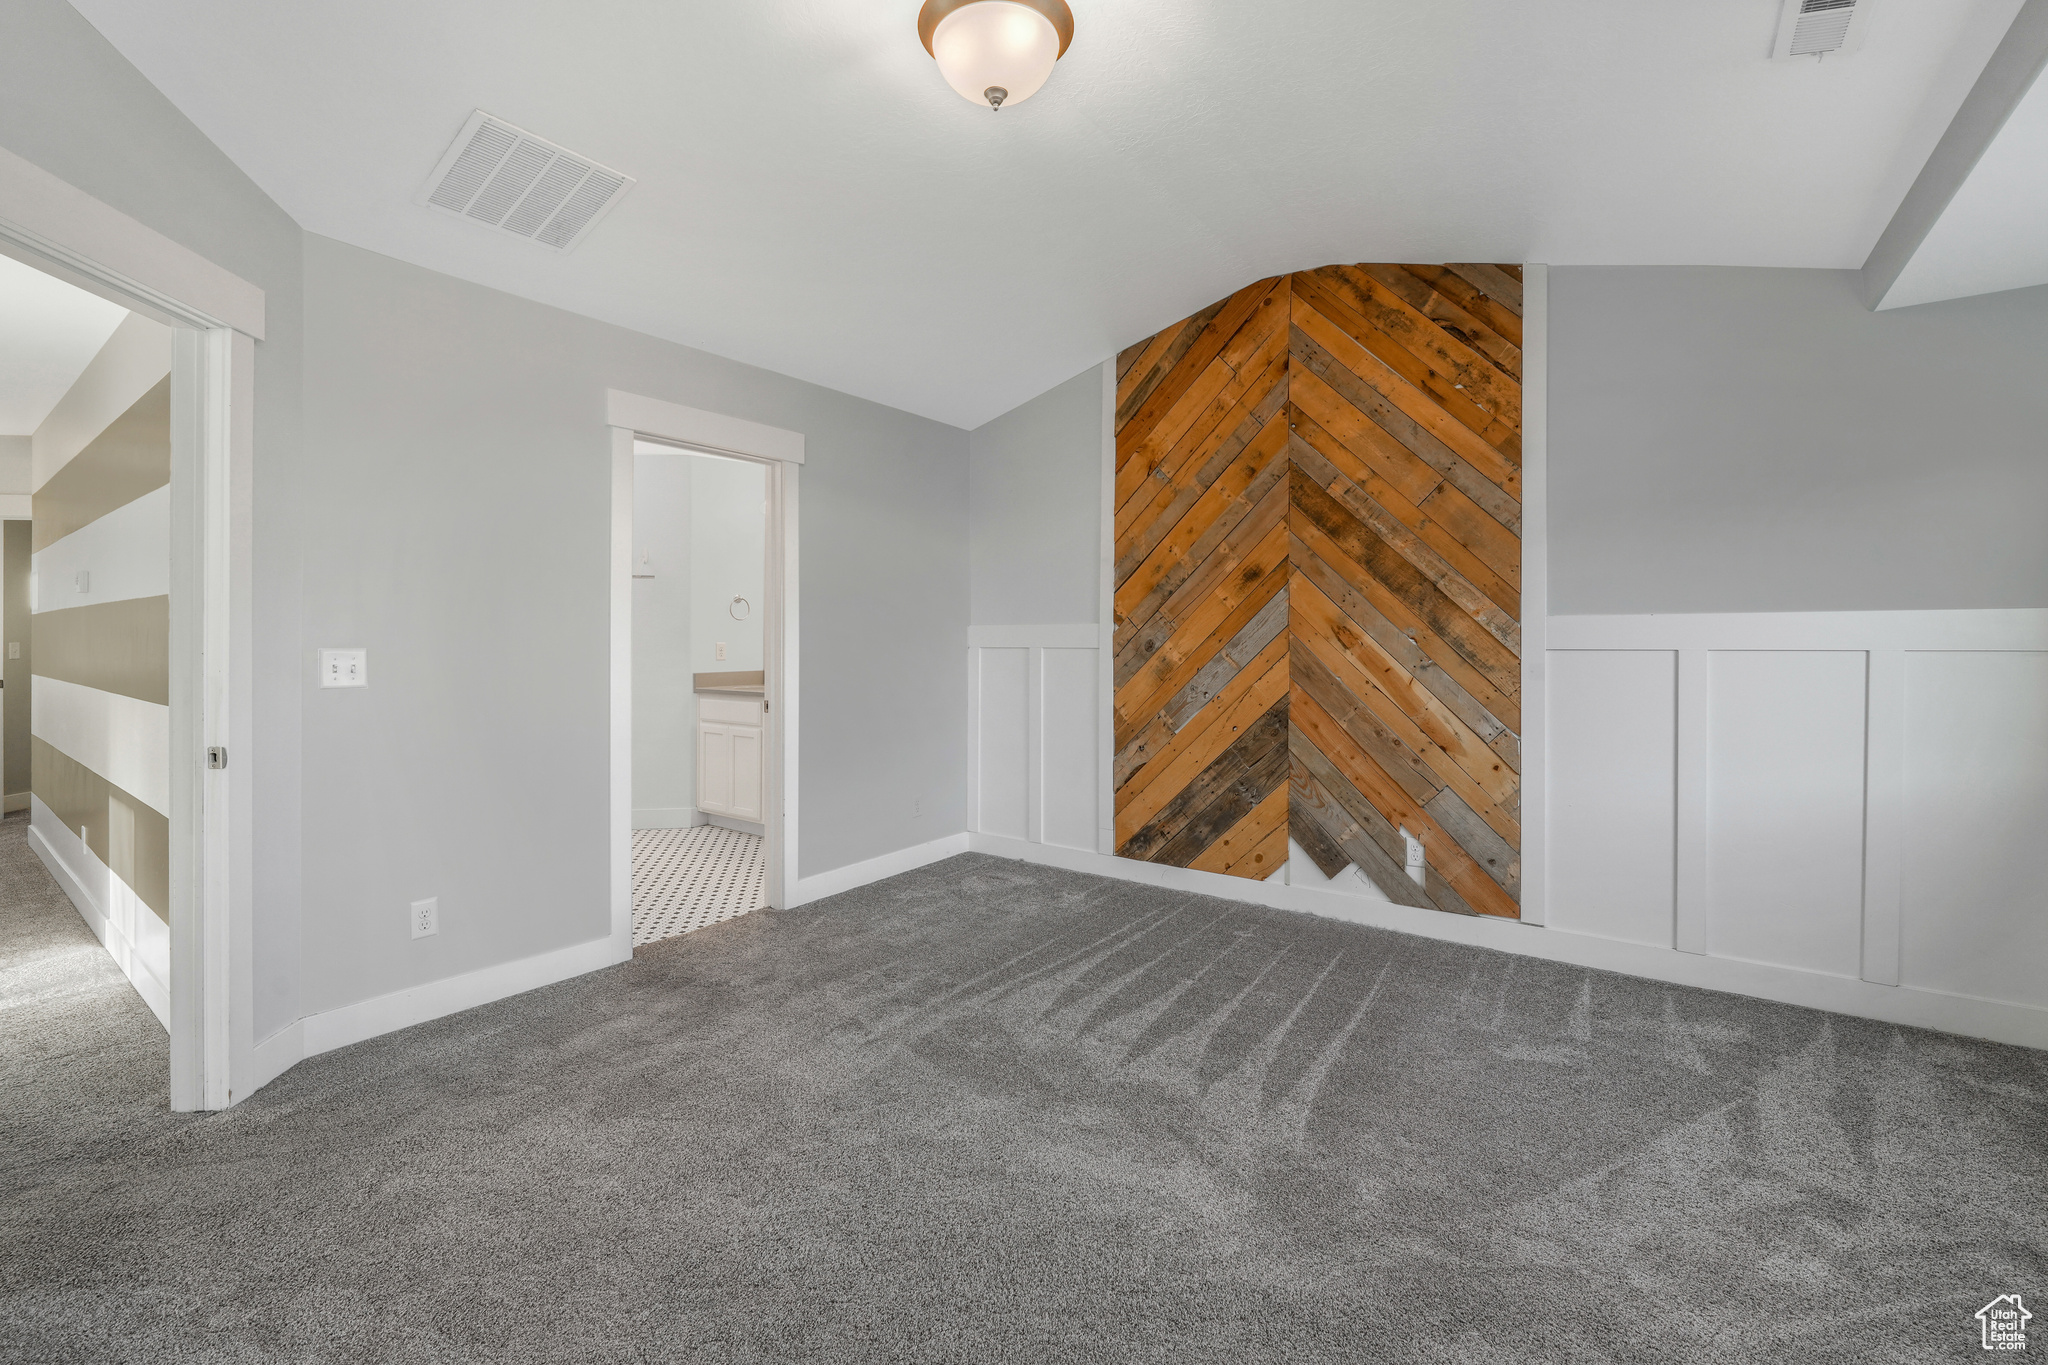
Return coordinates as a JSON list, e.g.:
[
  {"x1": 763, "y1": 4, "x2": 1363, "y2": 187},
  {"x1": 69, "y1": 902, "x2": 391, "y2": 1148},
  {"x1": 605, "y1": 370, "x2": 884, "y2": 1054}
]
[{"x1": 694, "y1": 670, "x2": 765, "y2": 696}]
